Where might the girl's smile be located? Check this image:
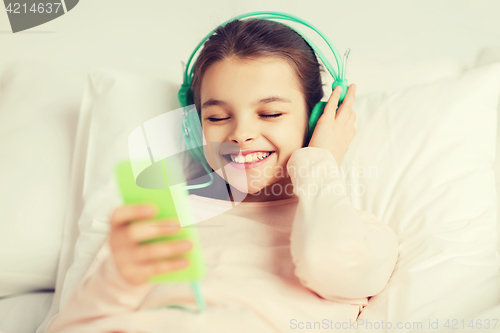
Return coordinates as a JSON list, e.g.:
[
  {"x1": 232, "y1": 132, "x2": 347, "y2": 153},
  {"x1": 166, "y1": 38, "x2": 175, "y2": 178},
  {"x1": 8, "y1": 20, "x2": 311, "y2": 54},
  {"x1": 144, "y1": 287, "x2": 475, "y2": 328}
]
[{"x1": 222, "y1": 151, "x2": 276, "y2": 170}]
